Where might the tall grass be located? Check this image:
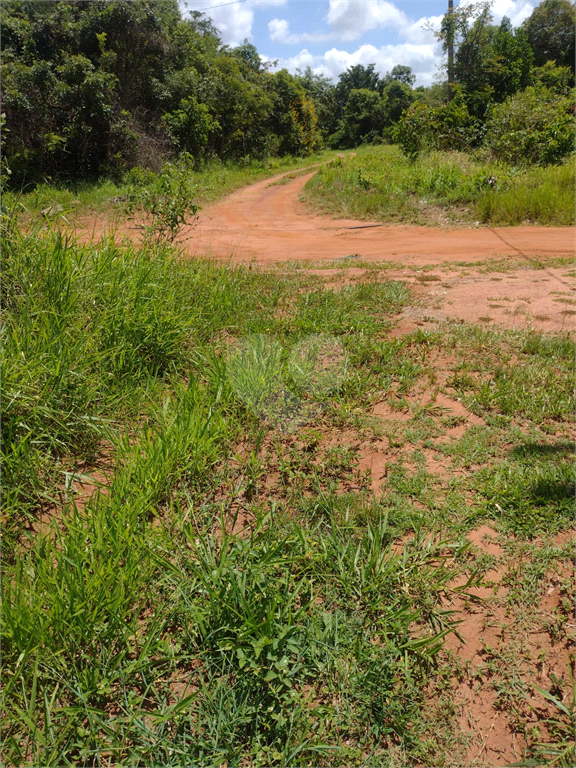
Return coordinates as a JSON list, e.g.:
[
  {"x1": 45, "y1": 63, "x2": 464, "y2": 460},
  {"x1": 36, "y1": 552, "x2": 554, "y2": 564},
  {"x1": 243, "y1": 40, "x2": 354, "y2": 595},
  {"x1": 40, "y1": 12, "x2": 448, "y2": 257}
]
[
  {"x1": 2, "y1": 150, "x2": 339, "y2": 222},
  {"x1": 476, "y1": 162, "x2": 575, "y2": 225},
  {"x1": 303, "y1": 145, "x2": 575, "y2": 226},
  {"x1": 3, "y1": 203, "x2": 573, "y2": 765},
  {"x1": 3, "y1": 200, "x2": 484, "y2": 765}
]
